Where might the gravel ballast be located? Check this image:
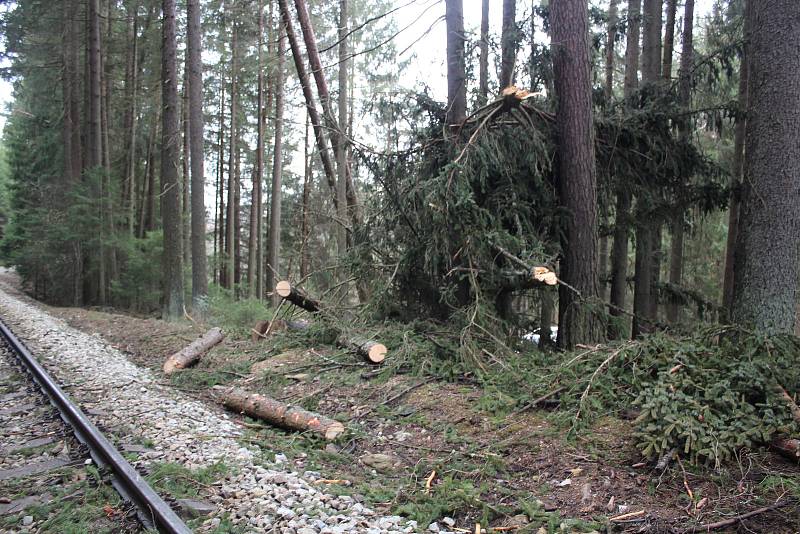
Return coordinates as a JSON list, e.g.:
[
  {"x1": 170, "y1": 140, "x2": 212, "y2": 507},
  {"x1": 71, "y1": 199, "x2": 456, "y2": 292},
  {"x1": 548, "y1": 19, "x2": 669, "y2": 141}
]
[{"x1": 0, "y1": 284, "x2": 423, "y2": 533}]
